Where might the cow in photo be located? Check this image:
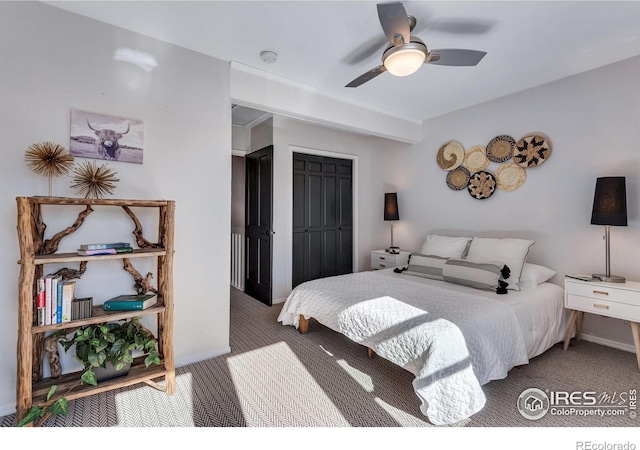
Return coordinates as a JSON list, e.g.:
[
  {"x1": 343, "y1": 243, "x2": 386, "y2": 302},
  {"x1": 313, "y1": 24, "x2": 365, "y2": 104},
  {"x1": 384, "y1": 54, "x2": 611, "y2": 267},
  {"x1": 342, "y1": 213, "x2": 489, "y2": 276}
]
[{"x1": 87, "y1": 119, "x2": 130, "y2": 161}]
